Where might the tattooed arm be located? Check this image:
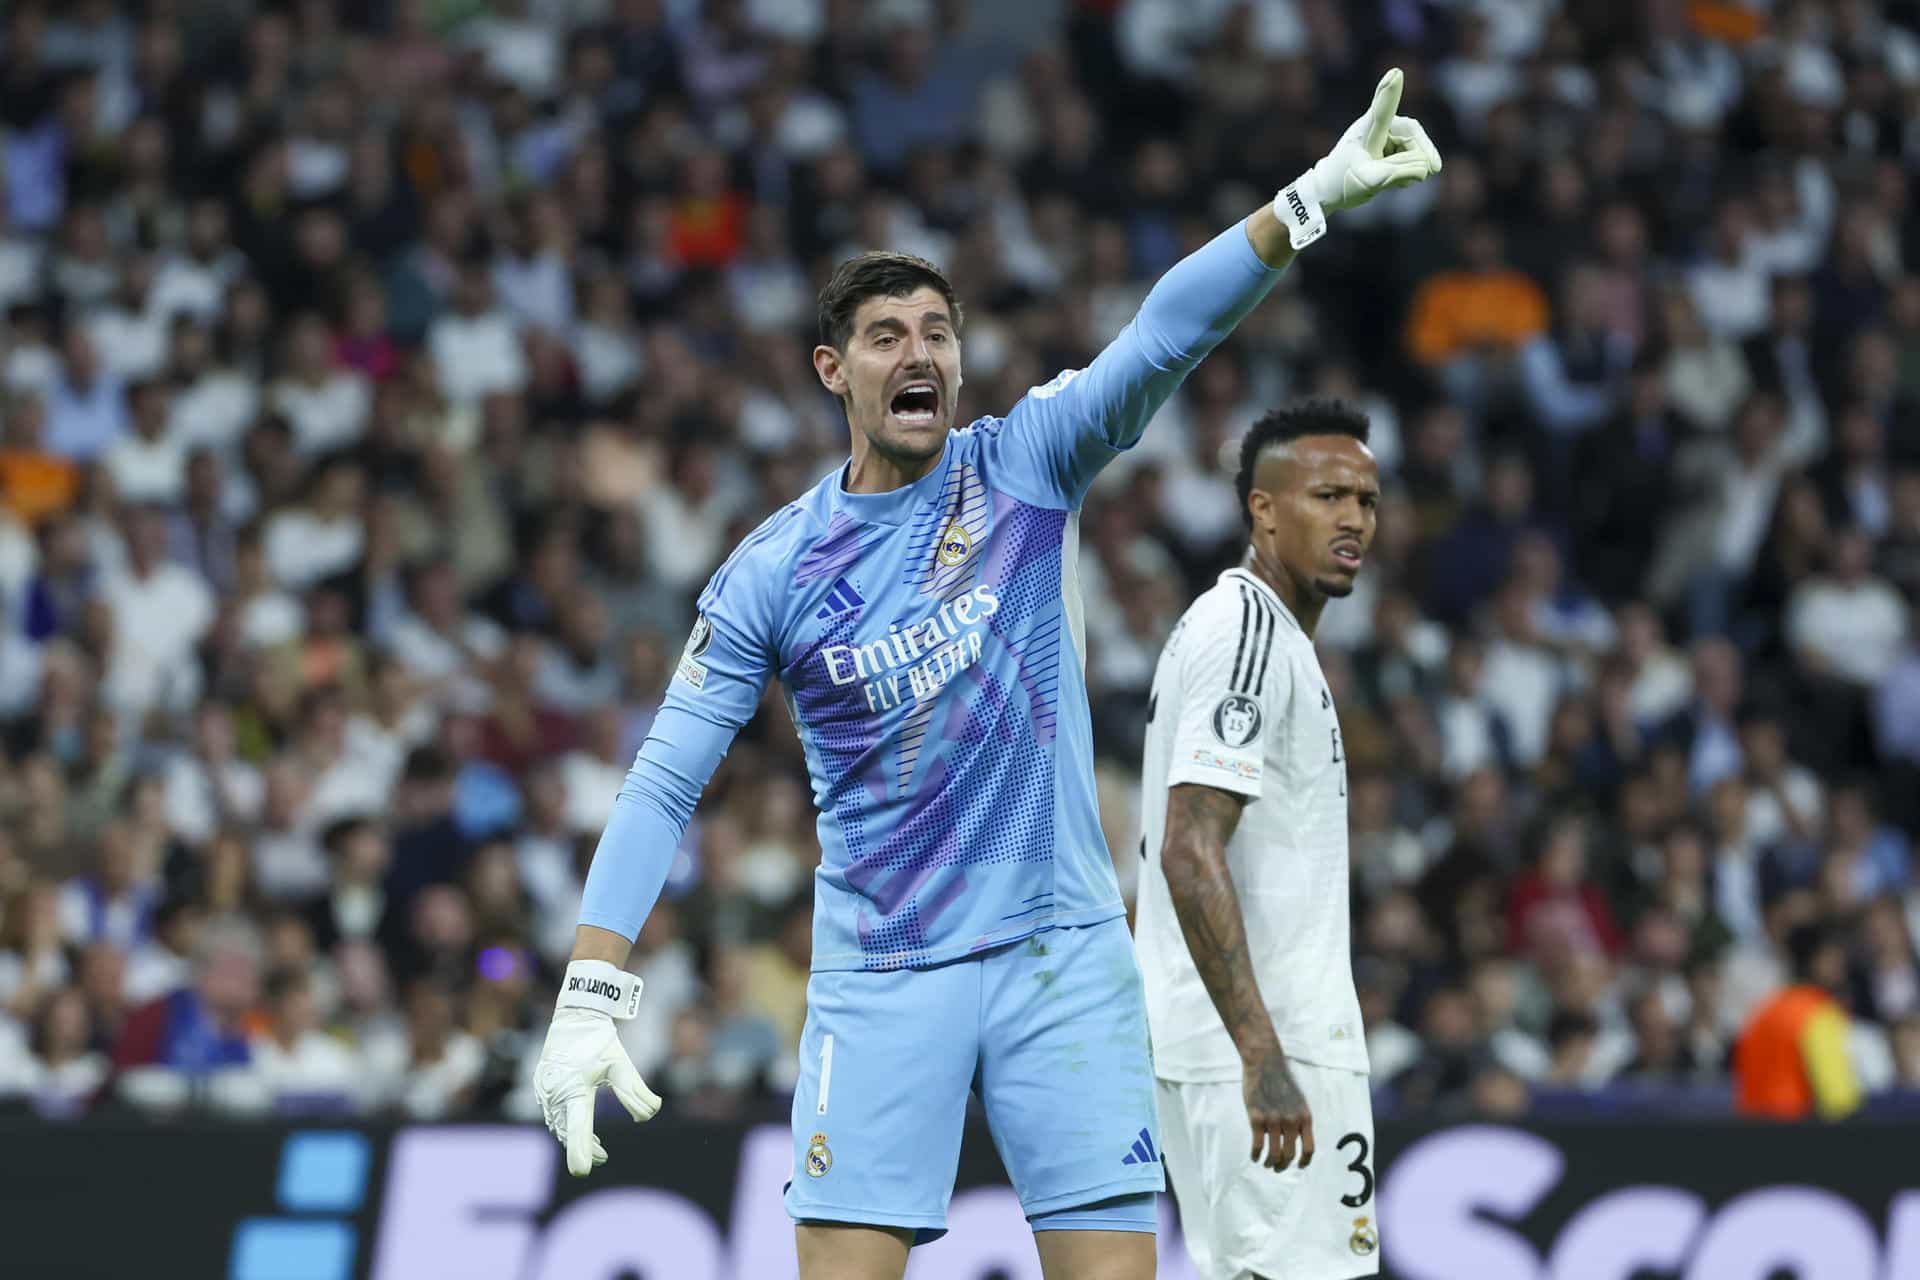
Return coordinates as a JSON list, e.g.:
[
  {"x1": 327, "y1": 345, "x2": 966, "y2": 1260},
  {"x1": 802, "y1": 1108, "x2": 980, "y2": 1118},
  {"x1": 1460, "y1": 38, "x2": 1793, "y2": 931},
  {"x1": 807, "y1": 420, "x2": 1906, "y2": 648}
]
[
  {"x1": 1162, "y1": 784, "x2": 1270, "y2": 1057},
  {"x1": 1161, "y1": 782, "x2": 1315, "y2": 1171}
]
